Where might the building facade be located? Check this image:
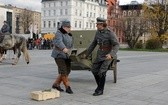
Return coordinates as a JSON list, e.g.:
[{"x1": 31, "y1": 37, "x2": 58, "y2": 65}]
[
  {"x1": 0, "y1": 3, "x2": 41, "y2": 35},
  {"x1": 12, "y1": 7, "x2": 41, "y2": 34},
  {"x1": 41, "y1": 0, "x2": 107, "y2": 34},
  {"x1": 107, "y1": 0, "x2": 124, "y2": 43},
  {"x1": 120, "y1": 1, "x2": 149, "y2": 44}
]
